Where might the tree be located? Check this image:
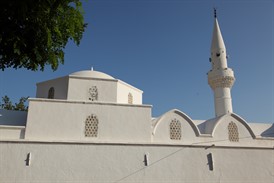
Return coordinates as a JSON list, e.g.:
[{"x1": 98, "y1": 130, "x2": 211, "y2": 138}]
[
  {"x1": 1, "y1": 95, "x2": 29, "y2": 111},
  {"x1": 14, "y1": 97, "x2": 29, "y2": 111},
  {"x1": 0, "y1": 0, "x2": 87, "y2": 71},
  {"x1": 1, "y1": 96, "x2": 13, "y2": 110}
]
